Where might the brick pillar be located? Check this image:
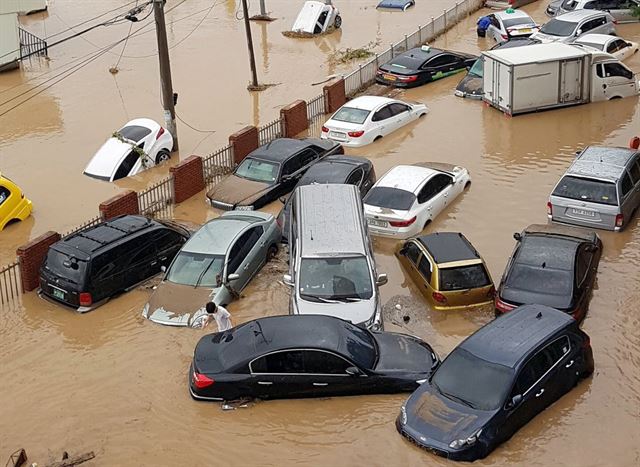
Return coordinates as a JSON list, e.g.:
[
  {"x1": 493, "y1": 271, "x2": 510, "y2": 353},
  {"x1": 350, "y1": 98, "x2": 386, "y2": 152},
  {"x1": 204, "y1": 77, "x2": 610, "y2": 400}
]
[
  {"x1": 17, "y1": 231, "x2": 61, "y2": 292},
  {"x1": 280, "y1": 100, "x2": 309, "y2": 138},
  {"x1": 99, "y1": 190, "x2": 140, "y2": 220},
  {"x1": 229, "y1": 126, "x2": 259, "y2": 165},
  {"x1": 170, "y1": 155, "x2": 205, "y2": 203},
  {"x1": 323, "y1": 78, "x2": 346, "y2": 114}
]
